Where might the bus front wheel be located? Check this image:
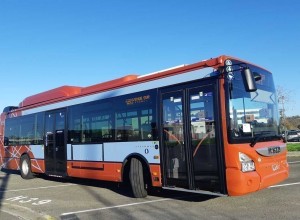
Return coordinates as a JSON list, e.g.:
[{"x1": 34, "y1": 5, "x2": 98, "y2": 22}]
[
  {"x1": 129, "y1": 158, "x2": 148, "y2": 198},
  {"x1": 20, "y1": 155, "x2": 34, "y2": 179}
]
